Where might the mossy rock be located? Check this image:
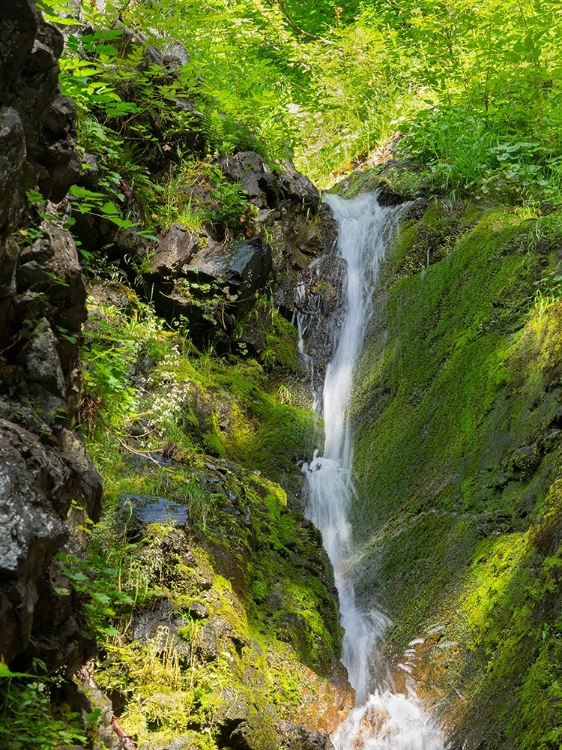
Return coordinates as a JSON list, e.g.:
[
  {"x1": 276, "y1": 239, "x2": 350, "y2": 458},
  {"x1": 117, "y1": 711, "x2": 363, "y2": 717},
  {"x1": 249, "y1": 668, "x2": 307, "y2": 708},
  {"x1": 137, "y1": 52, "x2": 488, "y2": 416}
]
[{"x1": 350, "y1": 201, "x2": 562, "y2": 747}]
